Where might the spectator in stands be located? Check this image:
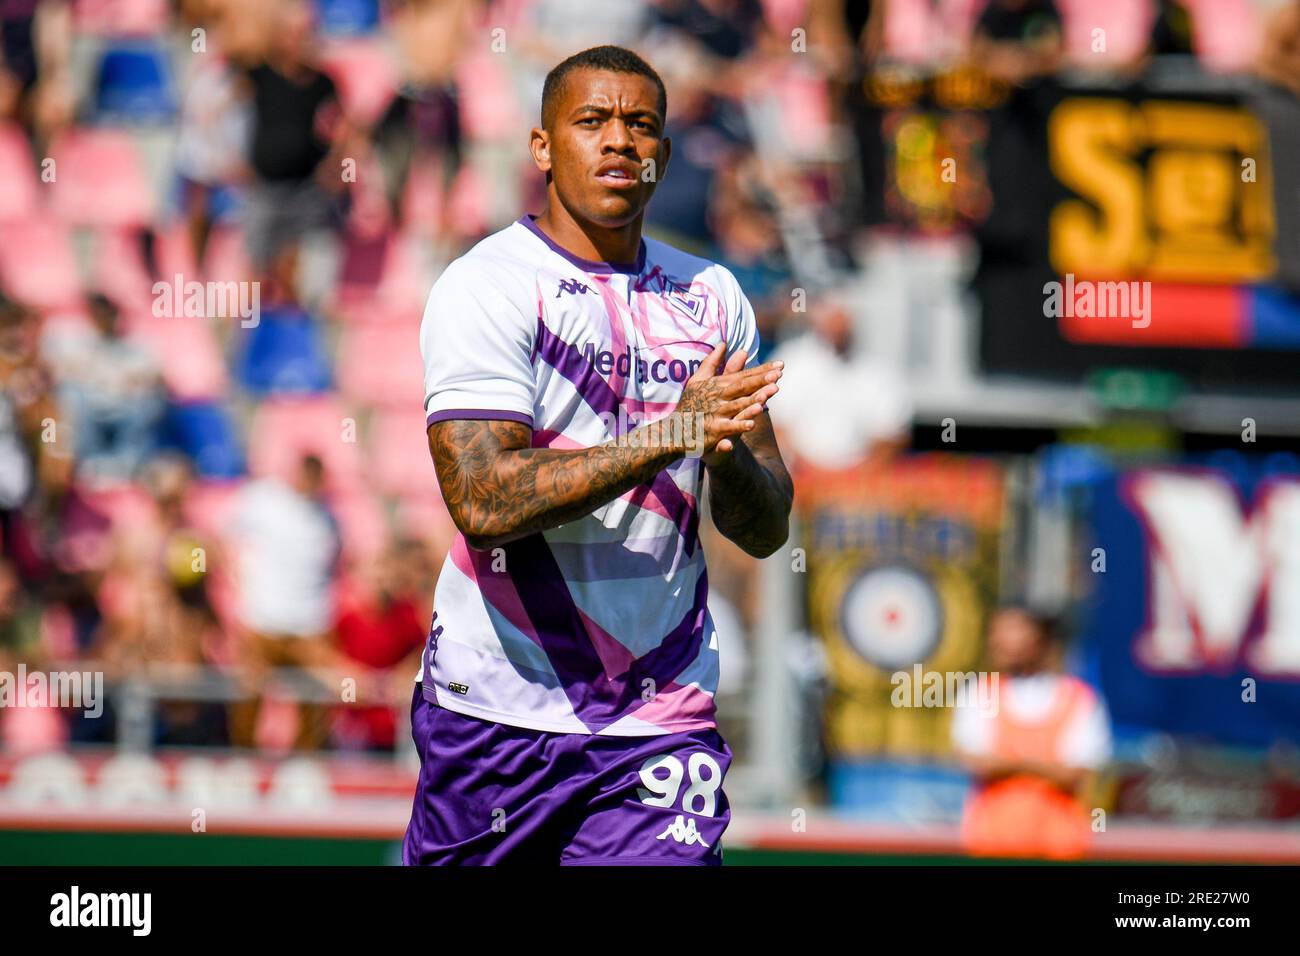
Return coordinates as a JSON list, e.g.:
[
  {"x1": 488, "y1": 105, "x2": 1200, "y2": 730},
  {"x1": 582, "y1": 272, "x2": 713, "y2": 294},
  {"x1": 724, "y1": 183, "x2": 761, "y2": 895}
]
[
  {"x1": 0, "y1": 294, "x2": 64, "y2": 493},
  {"x1": 0, "y1": 388, "x2": 30, "y2": 512},
  {"x1": 43, "y1": 293, "x2": 164, "y2": 484},
  {"x1": 373, "y1": 0, "x2": 477, "y2": 245},
  {"x1": 0, "y1": 432, "x2": 110, "y2": 657},
  {"x1": 113, "y1": 454, "x2": 222, "y2": 644},
  {"x1": 766, "y1": 291, "x2": 912, "y2": 471},
  {"x1": 643, "y1": 80, "x2": 752, "y2": 253},
  {"x1": 970, "y1": 0, "x2": 1063, "y2": 85},
  {"x1": 173, "y1": 0, "x2": 253, "y2": 270},
  {"x1": 1146, "y1": 0, "x2": 1197, "y2": 59},
  {"x1": 228, "y1": 453, "x2": 342, "y2": 749},
  {"x1": 1257, "y1": 0, "x2": 1300, "y2": 98},
  {"x1": 952, "y1": 606, "x2": 1112, "y2": 859},
  {"x1": 332, "y1": 536, "x2": 434, "y2": 750},
  {"x1": 504, "y1": 0, "x2": 652, "y2": 115},
  {"x1": 96, "y1": 558, "x2": 229, "y2": 747},
  {"x1": 0, "y1": 555, "x2": 41, "y2": 678},
  {"x1": 238, "y1": 0, "x2": 351, "y2": 291},
  {"x1": 0, "y1": 0, "x2": 73, "y2": 148},
  {"x1": 650, "y1": 0, "x2": 764, "y2": 70},
  {"x1": 0, "y1": 554, "x2": 67, "y2": 752},
  {"x1": 708, "y1": 153, "x2": 791, "y2": 314}
]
